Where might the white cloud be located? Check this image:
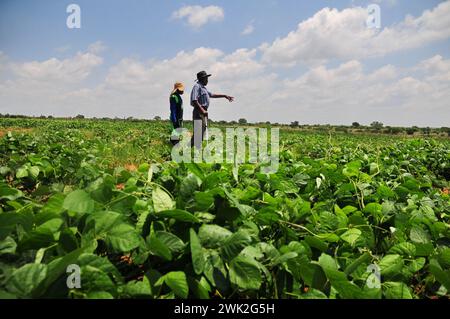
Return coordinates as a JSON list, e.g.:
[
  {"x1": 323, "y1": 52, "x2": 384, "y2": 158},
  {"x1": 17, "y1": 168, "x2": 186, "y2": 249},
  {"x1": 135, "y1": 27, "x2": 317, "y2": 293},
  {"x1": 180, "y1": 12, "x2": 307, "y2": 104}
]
[
  {"x1": 261, "y1": 1, "x2": 450, "y2": 66},
  {"x1": 268, "y1": 57, "x2": 449, "y2": 126},
  {"x1": 104, "y1": 47, "x2": 223, "y2": 91},
  {"x1": 98, "y1": 47, "x2": 269, "y2": 119},
  {"x1": 241, "y1": 22, "x2": 255, "y2": 36},
  {"x1": 417, "y1": 55, "x2": 450, "y2": 74},
  {"x1": 1, "y1": 3, "x2": 450, "y2": 127},
  {"x1": 10, "y1": 52, "x2": 102, "y2": 84},
  {"x1": 2, "y1": 43, "x2": 449, "y2": 126},
  {"x1": 171, "y1": 5, "x2": 224, "y2": 29},
  {"x1": 88, "y1": 41, "x2": 107, "y2": 54},
  {"x1": 0, "y1": 45, "x2": 103, "y2": 116}
]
